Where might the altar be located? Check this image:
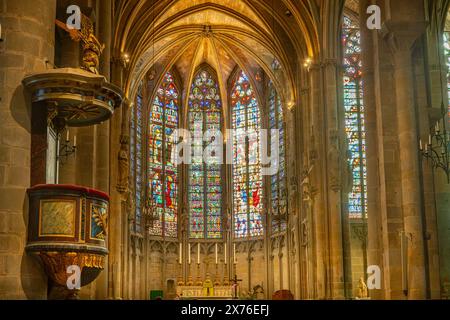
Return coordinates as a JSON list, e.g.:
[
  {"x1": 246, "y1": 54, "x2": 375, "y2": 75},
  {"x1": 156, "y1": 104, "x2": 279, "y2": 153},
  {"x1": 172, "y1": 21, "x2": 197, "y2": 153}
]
[
  {"x1": 177, "y1": 285, "x2": 234, "y2": 300},
  {"x1": 176, "y1": 271, "x2": 237, "y2": 300}
]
